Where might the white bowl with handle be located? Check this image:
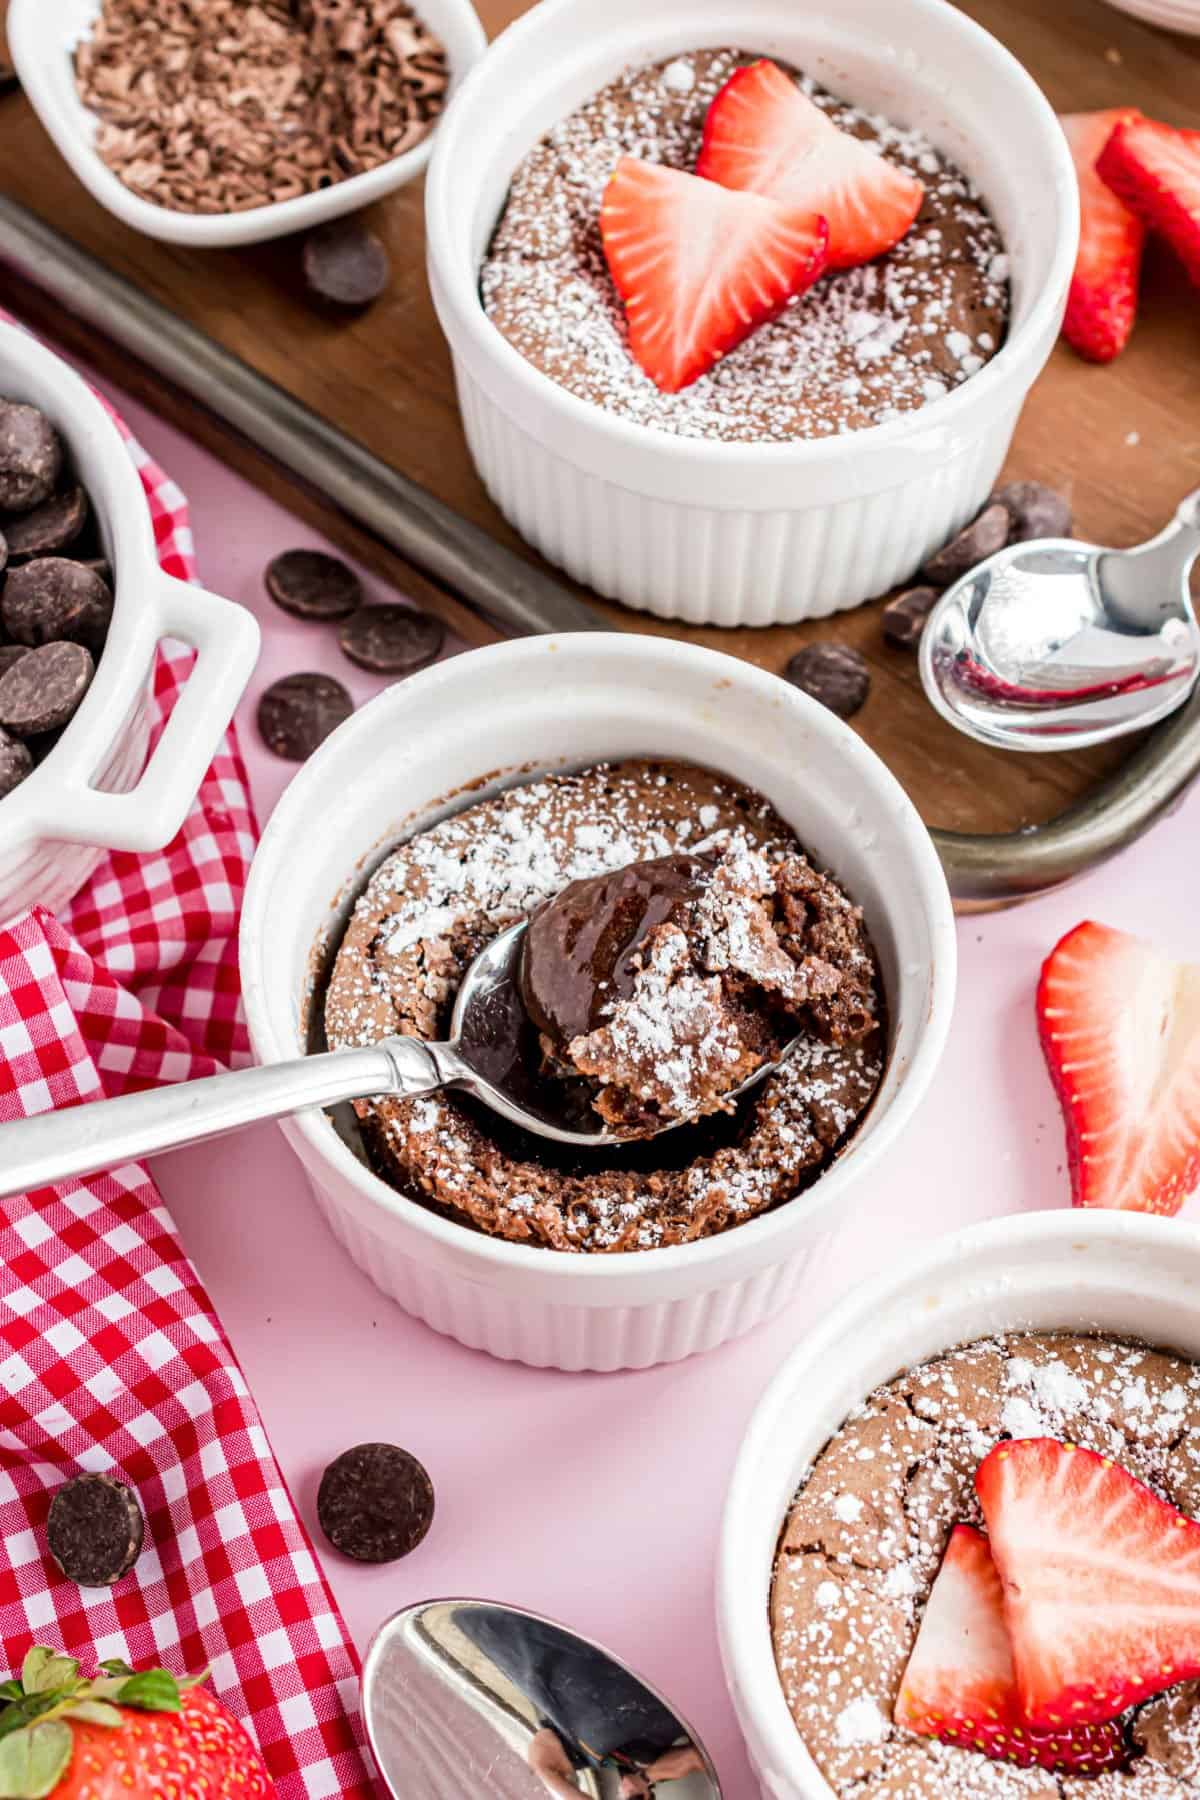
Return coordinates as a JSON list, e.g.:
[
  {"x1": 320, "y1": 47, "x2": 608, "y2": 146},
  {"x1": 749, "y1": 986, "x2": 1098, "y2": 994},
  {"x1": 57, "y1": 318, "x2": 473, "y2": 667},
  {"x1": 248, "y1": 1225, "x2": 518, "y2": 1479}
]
[
  {"x1": 0, "y1": 323, "x2": 259, "y2": 922},
  {"x1": 9, "y1": 0, "x2": 488, "y2": 248}
]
